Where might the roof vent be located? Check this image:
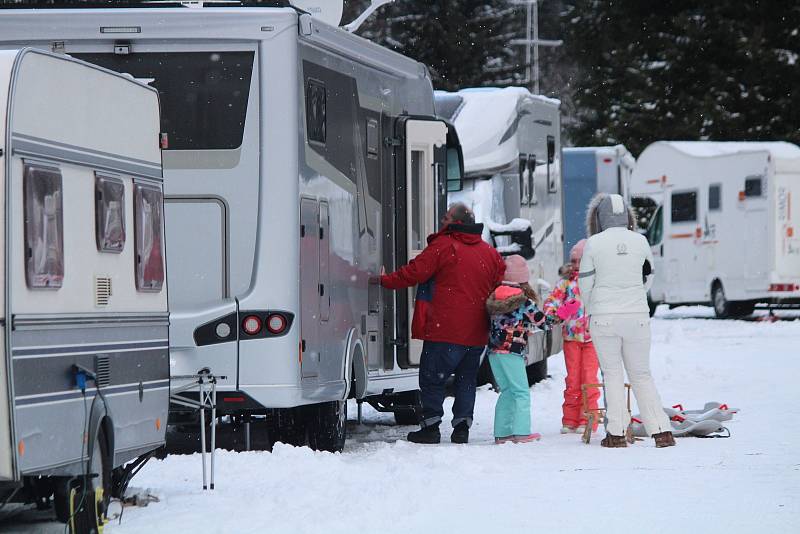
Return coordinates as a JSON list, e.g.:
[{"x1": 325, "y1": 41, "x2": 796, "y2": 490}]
[{"x1": 95, "y1": 276, "x2": 112, "y2": 307}]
